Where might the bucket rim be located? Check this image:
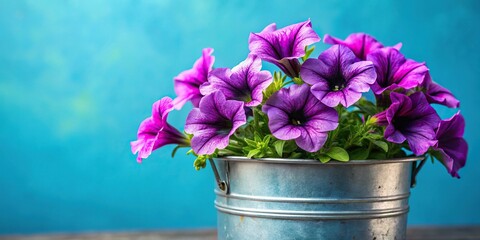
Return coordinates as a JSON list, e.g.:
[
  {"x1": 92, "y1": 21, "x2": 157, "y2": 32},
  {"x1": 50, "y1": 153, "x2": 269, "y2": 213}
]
[{"x1": 215, "y1": 156, "x2": 424, "y2": 165}]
